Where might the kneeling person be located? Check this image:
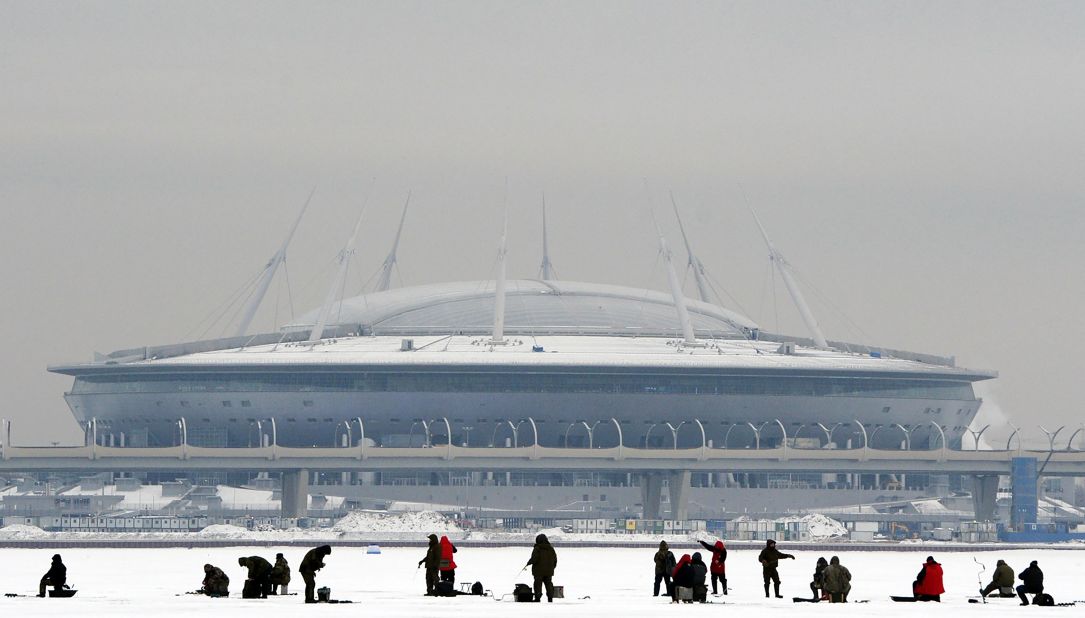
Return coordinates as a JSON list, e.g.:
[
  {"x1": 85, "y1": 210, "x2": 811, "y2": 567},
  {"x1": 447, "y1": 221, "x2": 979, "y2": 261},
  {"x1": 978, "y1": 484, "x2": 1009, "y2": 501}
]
[{"x1": 202, "y1": 564, "x2": 230, "y2": 597}]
